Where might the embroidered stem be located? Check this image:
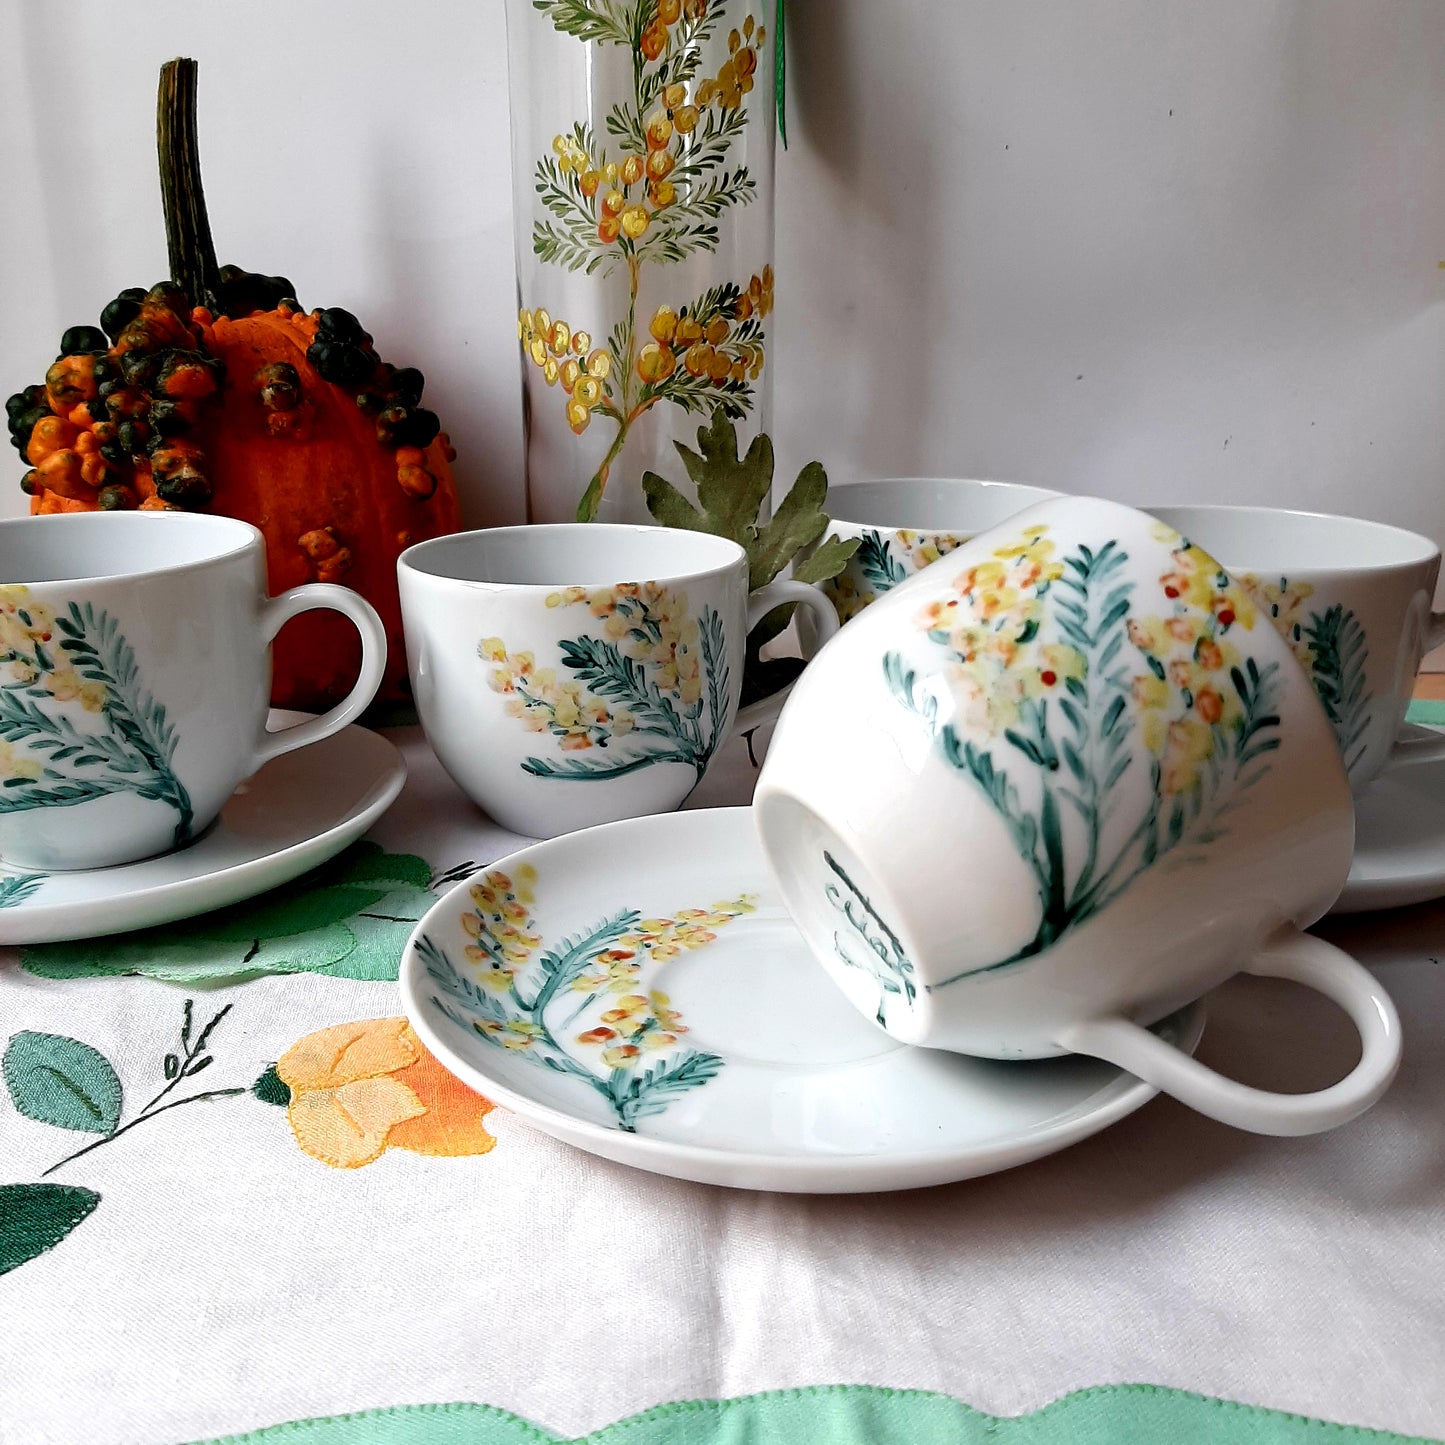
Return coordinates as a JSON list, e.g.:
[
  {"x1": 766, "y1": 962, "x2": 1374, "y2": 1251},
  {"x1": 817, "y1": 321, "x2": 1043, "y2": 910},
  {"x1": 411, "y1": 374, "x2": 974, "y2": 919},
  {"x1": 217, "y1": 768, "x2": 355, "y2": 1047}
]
[
  {"x1": 40, "y1": 999, "x2": 242, "y2": 1176},
  {"x1": 41, "y1": 1088, "x2": 247, "y2": 1177}
]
